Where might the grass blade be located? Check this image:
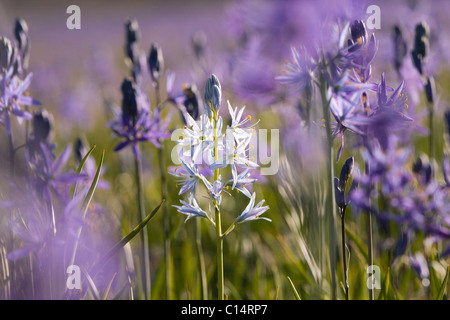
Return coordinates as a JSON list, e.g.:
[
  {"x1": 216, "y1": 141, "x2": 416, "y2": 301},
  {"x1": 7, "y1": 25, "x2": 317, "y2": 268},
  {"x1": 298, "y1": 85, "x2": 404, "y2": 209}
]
[
  {"x1": 84, "y1": 269, "x2": 100, "y2": 300},
  {"x1": 69, "y1": 149, "x2": 104, "y2": 267},
  {"x1": 76, "y1": 145, "x2": 97, "y2": 174},
  {"x1": 378, "y1": 267, "x2": 391, "y2": 300},
  {"x1": 80, "y1": 149, "x2": 104, "y2": 214},
  {"x1": 436, "y1": 265, "x2": 450, "y2": 300},
  {"x1": 89, "y1": 200, "x2": 165, "y2": 277},
  {"x1": 287, "y1": 276, "x2": 301, "y2": 300},
  {"x1": 102, "y1": 273, "x2": 117, "y2": 300}
]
